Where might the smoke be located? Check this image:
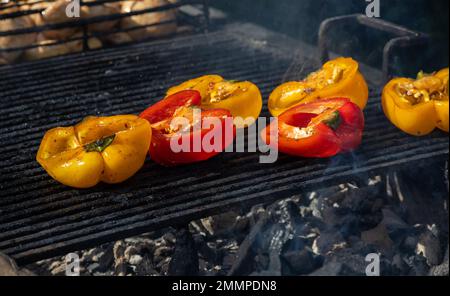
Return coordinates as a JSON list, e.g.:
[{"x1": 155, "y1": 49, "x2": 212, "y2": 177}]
[{"x1": 213, "y1": 0, "x2": 448, "y2": 74}]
